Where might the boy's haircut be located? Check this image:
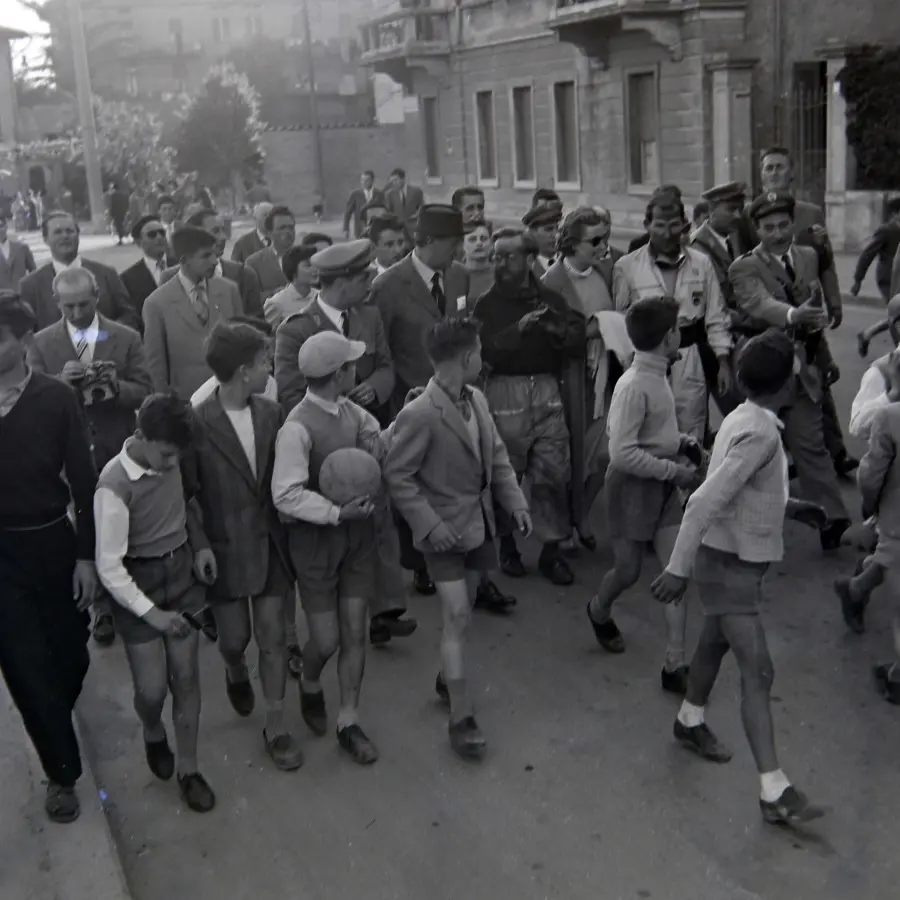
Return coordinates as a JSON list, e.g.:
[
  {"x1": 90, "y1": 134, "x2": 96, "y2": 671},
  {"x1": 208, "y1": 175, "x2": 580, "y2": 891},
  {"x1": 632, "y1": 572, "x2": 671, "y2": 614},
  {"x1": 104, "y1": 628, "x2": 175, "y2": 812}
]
[
  {"x1": 736, "y1": 328, "x2": 795, "y2": 397},
  {"x1": 368, "y1": 215, "x2": 404, "y2": 244},
  {"x1": 264, "y1": 204, "x2": 294, "y2": 232},
  {"x1": 228, "y1": 314, "x2": 272, "y2": 335},
  {"x1": 692, "y1": 200, "x2": 710, "y2": 223},
  {"x1": 424, "y1": 315, "x2": 481, "y2": 364},
  {"x1": 281, "y1": 244, "x2": 316, "y2": 280},
  {"x1": 451, "y1": 185, "x2": 484, "y2": 208},
  {"x1": 205, "y1": 321, "x2": 267, "y2": 382},
  {"x1": 531, "y1": 188, "x2": 560, "y2": 207},
  {"x1": 136, "y1": 393, "x2": 195, "y2": 449},
  {"x1": 300, "y1": 232, "x2": 333, "y2": 248},
  {"x1": 0, "y1": 292, "x2": 37, "y2": 337},
  {"x1": 625, "y1": 297, "x2": 679, "y2": 352},
  {"x1": 390, "y1": 167, "x2": 406, "y2": 180},
  {"x1": 491, "y1": 227, "x2": 539, "y2": 256},
  {"x1": 465, "y1": 216, "x2": 493, "y2": 233}
]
